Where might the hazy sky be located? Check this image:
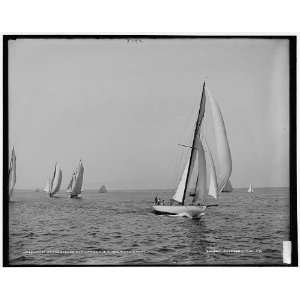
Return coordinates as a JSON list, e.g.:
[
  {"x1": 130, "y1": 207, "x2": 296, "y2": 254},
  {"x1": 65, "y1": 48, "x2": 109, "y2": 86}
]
[{"x1": 9, "y1": 38, "x2": 289, "y2": 189}]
